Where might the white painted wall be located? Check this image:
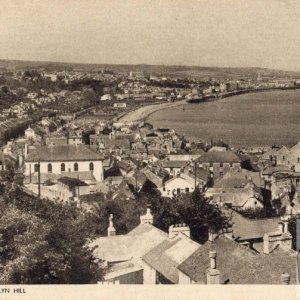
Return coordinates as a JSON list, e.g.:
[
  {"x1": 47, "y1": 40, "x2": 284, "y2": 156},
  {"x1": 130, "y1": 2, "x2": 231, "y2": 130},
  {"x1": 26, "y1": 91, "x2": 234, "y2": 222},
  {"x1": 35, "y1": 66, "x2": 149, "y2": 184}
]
[
  {"x1": 178, "y1": 270, "x2": 195, "y2": 284},
  {"x1": 25, "y1": 160, "x2": 103, "y2": 181},
  {"x1": 142, "y1": 261, "x2": 156, "y2": 284},
  {"x1": 159, "y1": 177, "x2": 195, "y2": 198}
]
